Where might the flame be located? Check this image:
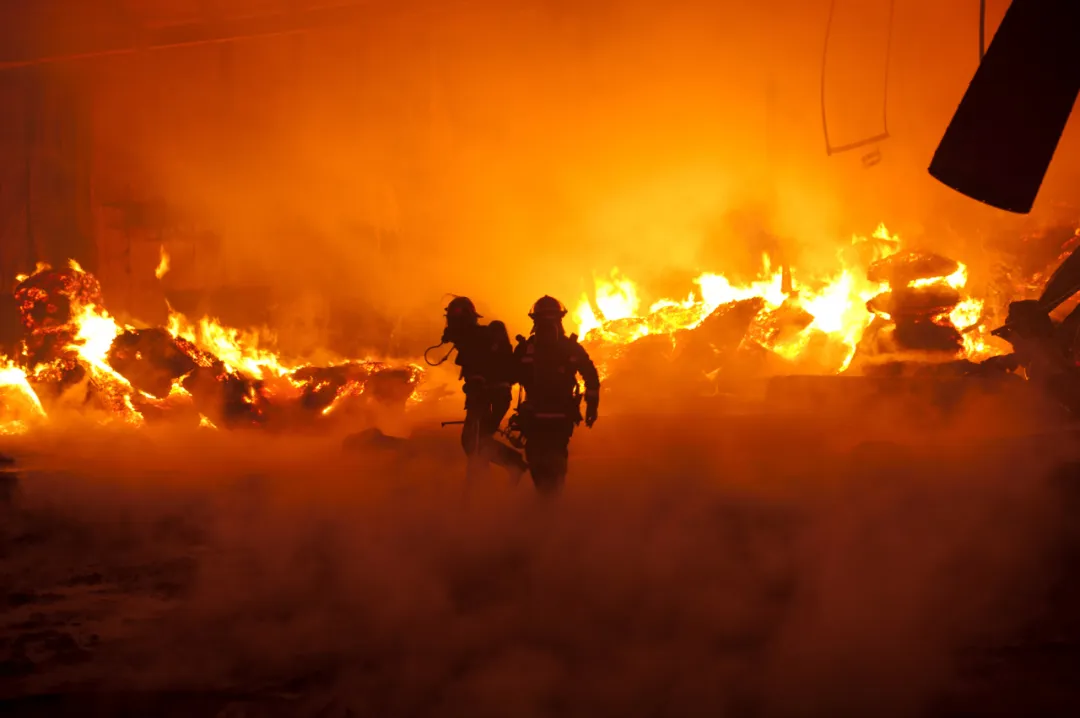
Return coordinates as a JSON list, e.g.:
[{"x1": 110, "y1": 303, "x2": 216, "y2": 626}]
[
  {"x1": 321, "y1": 382, "x2": 365, "y2": 416},
  {"x1": 575, "y1": 235, "x2": 891, "y2": 373},
  {"x1": 574, "y1": 268, "x2": 642, "y2": 339},
  {"x1": 903, "y1": 261, "x2": 994, "y2": 360},
  {"x1": 14, "y1": 261, "x2": 52, "y2": 287},
  {"x1": 573, "y1": 223, "x2": 1004, "y2": 376},
  {"x1": 0, "y1": 360, "x2": 47, "y2": 435},
  {"x1": 166, "y1": 308, "x2": 290, "y2": 380},
  {"x1": 0, "y1": 222, "x2": 1031, "y2": 433},
  {"x1": 910, "y1": 263, "x2": 967, "y2": 290},
  {"x1": 58, "y1": 305, "x2": 141, "y2": 426},
  {"x1": 0, "y1": 257, "x2": 426, "y2": 433},
  {"x1": 155, "y1": 245, "x2": 170, "y2": 280}
]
